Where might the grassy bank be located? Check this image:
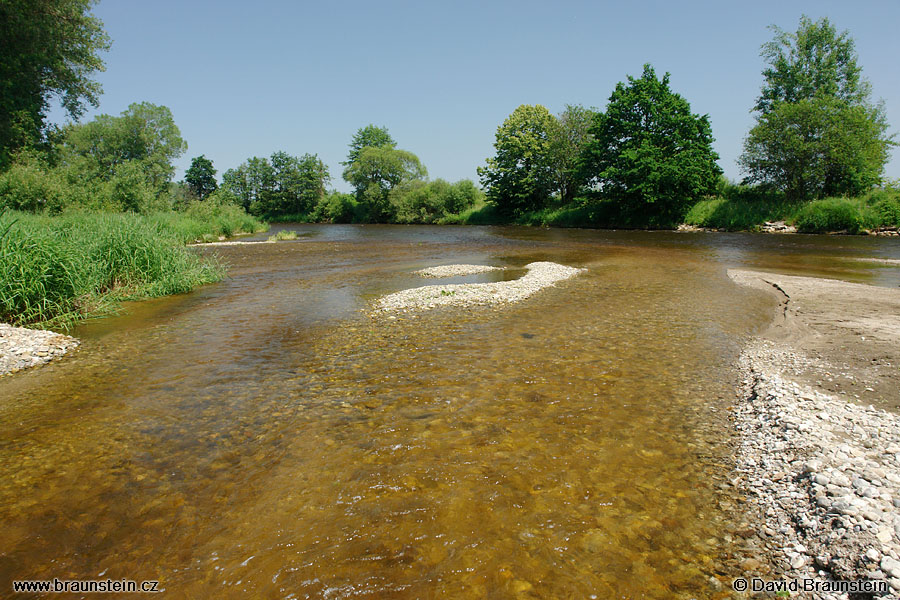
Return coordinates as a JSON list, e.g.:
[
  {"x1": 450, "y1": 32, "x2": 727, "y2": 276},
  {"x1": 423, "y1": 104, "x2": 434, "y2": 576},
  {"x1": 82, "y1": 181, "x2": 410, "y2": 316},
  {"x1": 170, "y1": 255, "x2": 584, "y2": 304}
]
[
  {"x1": 0, "y1": 208, "x2": 265, "y2": 329},
  {"x1": 684, "y1": 186, "x2": 900, "y2": 233}
]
